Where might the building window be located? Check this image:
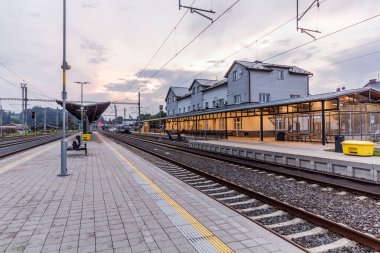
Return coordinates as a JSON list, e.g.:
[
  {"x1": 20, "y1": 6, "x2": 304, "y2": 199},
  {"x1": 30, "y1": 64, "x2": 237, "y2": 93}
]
[
  {"x1": 218, "y1": 99, "x2": 225, "y2": 107},
  {"x1": 196, "y1": 86, "x2": 200, "y2": 93},
  {"x1": 172, "y1": 109, "x2": 175, "y2": 115},
  {"x1": 290, "y1": 94, "x2": 300, "y2": 98},
  {"x1": 212, "y1": 101, "x2": 216, "y2": 107},
  {"x1": 192, "y1": 88, "x2": 195, "y2": 95},
  {"x1": 234, "y1": 95, "x2": 241, "y2": 104},
  {"x1": 233, "y1": 68, "x2": 243, "y2": 81},
  {"x1": 183, "y1": 107, "x2": 186, "y2": 113},
  {"x1": 205, "y1": 102, "x2": 209, "y2": 109},
  {"x1": 197, "y1": 103, "x2": 201, "y2": 110},
  {"x1": 188, "y1": 106, "x2": 191, "y2": 112},
  {"x1": 173, "y1": 97, "x2": 176, "y2": 102},
  {"x1": 277, "y1": 70, "x2": 284, "y2": 80},
  {"x1": 259, "y1": 93, "x2": 270, "y2": 103},
  {"x1": 234, "y1": 117, "x2": 242, "y2": 130},
  {"x1": 167, "y1": 98, "x2": 170, "y2": 104},
  {"x1": 276, "y1": 117, "x2": 286, "y2": 130},
  {"x1": 192, "y1": 105, "x2": 195, "y2": 111},
  {"x1": 219, "y1": 118, "x2": 225, "y2": 130}
]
